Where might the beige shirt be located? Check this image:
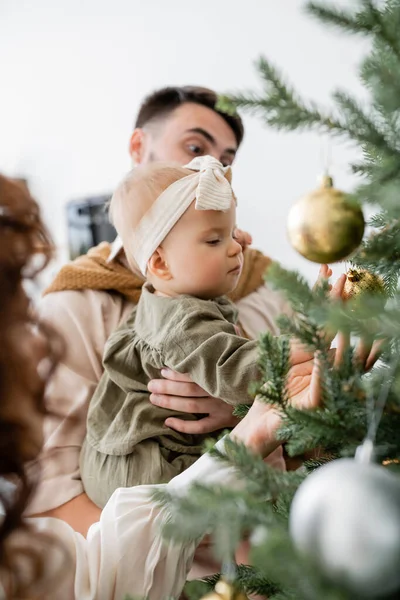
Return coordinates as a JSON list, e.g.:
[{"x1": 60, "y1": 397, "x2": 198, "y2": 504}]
[
  {"x1": 16, "y1": 441, "x2": 245, "y2": 599},
  {"x1": 27, "y1": 274, "x2": 288, "y2": 515}
]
